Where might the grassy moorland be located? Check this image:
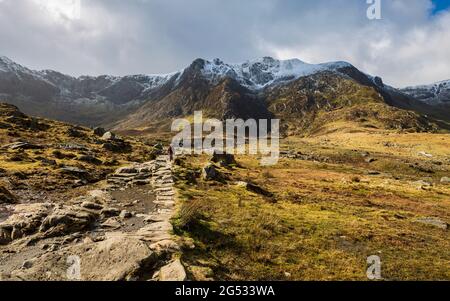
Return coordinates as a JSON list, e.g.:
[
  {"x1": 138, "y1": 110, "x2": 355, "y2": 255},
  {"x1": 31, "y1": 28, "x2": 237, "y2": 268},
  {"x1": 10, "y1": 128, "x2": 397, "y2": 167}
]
[{"x1": 172, "y1": 127, "x2": 450, "y2": 281}]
